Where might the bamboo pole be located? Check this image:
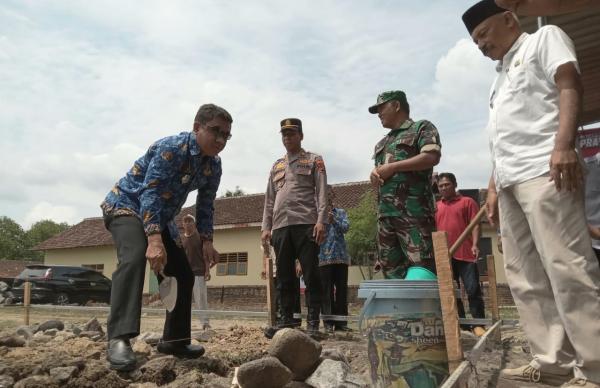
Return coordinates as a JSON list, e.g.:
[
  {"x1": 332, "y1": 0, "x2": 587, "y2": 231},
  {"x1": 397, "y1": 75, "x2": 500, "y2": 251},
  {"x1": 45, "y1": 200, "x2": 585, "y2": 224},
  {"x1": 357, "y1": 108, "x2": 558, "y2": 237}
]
[
  {"x1": 448, "y1": 206, "x2": 486, "y2": 257},
  {"x1": 24, "y1": 281, "x2": 31, "y2": 325},
  {"x1": 486, "y1": 254, "x2": 501, "y2": 343}
]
